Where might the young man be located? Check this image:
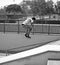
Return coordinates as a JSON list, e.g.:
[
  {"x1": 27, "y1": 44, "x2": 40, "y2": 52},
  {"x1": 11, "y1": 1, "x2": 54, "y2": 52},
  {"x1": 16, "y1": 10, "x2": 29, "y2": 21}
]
[{"x1": 22, "y1": 17, "x2": 36, "y2": 38}]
